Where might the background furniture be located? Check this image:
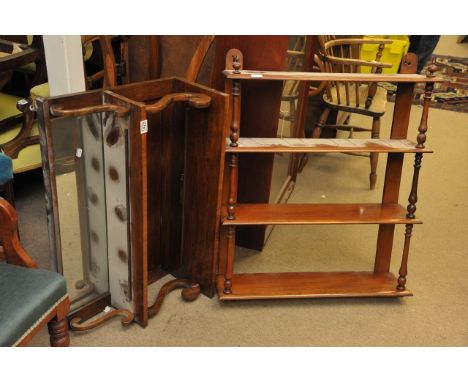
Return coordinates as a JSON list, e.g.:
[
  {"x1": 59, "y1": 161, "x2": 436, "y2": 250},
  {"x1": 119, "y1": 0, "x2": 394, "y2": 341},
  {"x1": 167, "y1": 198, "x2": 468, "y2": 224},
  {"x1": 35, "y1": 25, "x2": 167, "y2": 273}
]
[
  {"x1": 217, "y1": 50, "x2": 440, "y2": 301},
  {"x1": 0, "y1": 197, "x2": 70, "y2": 346},
  {"x1": 311, "y1": 36, "x2": 394, "y2": 189},
  {"x1": 0, "y1": 38, "x2": 43, "y2": 176},
  {"x1": 211, "y1": 36, "x2": 289, "y2": 251}
]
